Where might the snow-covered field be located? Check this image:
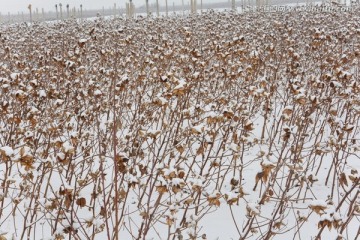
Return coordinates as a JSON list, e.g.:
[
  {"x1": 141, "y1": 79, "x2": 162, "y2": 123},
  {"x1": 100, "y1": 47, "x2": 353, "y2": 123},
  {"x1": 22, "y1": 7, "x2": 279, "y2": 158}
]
[{"x1": 0, "y1": 8, "x2": 359, "y2": 240}]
